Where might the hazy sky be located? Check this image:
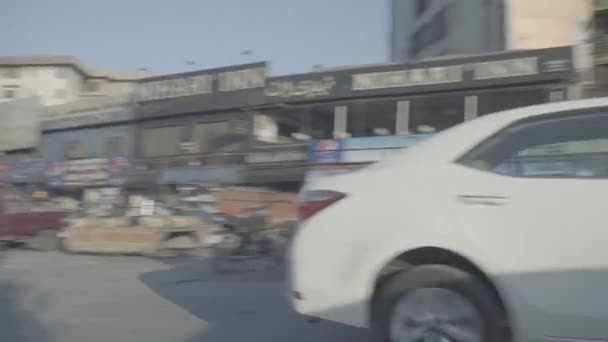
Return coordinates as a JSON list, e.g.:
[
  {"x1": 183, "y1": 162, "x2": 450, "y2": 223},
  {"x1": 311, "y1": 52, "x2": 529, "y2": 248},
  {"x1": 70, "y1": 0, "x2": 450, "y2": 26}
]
[{"x1": 0, "y1": 0, "x2": 388, "y2": 75}]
